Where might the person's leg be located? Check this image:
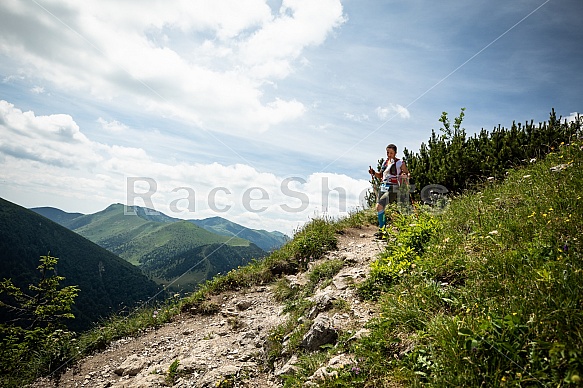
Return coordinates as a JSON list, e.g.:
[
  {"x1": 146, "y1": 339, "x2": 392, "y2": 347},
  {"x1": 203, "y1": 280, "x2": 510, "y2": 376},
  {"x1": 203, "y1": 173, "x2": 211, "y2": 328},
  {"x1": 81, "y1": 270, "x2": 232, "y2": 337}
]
[
  {"x1": 387, "y1": 184, "x2": 398, "y2": 205},
  {"x1": 377, "y1": 193, "x2": 388, "y2": 228}
]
